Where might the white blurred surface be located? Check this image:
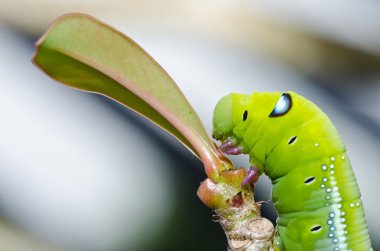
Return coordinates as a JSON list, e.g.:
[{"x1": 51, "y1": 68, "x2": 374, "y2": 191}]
[
  {"x1": 0, "y1": 219, "x2": 61, "y2": 251},
  {"x1": 248, "y1": 0, "x2": 380, "y2": 54}
]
